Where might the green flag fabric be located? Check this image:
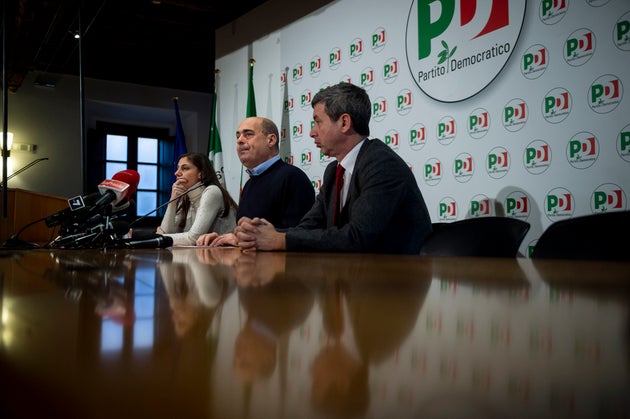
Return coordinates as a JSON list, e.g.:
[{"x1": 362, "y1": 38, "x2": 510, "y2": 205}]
[
  {"x1": 246, "y1": 59, "x2": 257, "y2": 117},
  {"x1": 208, "y1": 87, "x2": 225, "y2": 187},
  {"x1": 241, "y1": 59, "x2": 257, "y2": 196}
]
